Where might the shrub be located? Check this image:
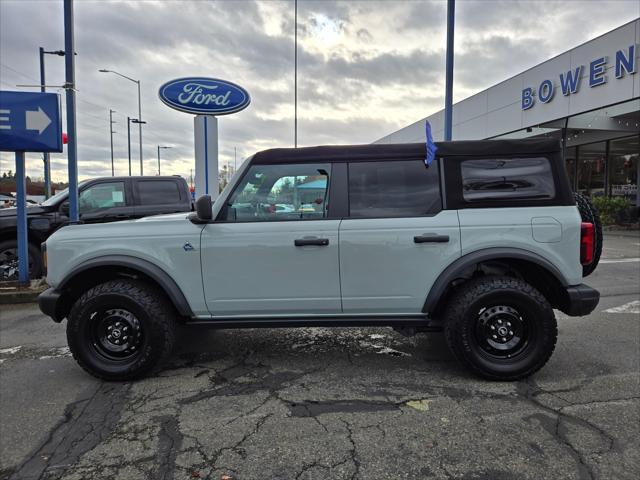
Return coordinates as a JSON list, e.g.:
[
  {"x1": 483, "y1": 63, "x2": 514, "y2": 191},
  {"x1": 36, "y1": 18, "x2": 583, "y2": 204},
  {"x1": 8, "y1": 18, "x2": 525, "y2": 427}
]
[{"x1": 592, "y1": 196, "x2": 633, "y2": 225}]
